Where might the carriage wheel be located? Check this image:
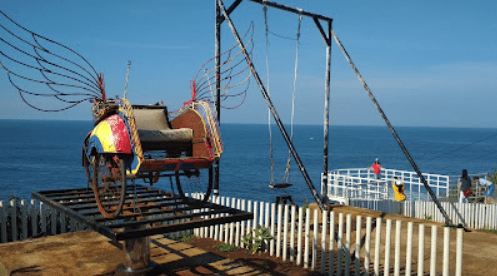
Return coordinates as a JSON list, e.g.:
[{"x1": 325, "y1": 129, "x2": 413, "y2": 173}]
[
  {"x1": 176, "y1": 166, "x2": 213, "y2": 207},
  {"x1": 83, "y1": 154, "x2": 94, "y2": 189},
  {"x1": 92, "y1": 154, "x2": 127, "y2": 218}
]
